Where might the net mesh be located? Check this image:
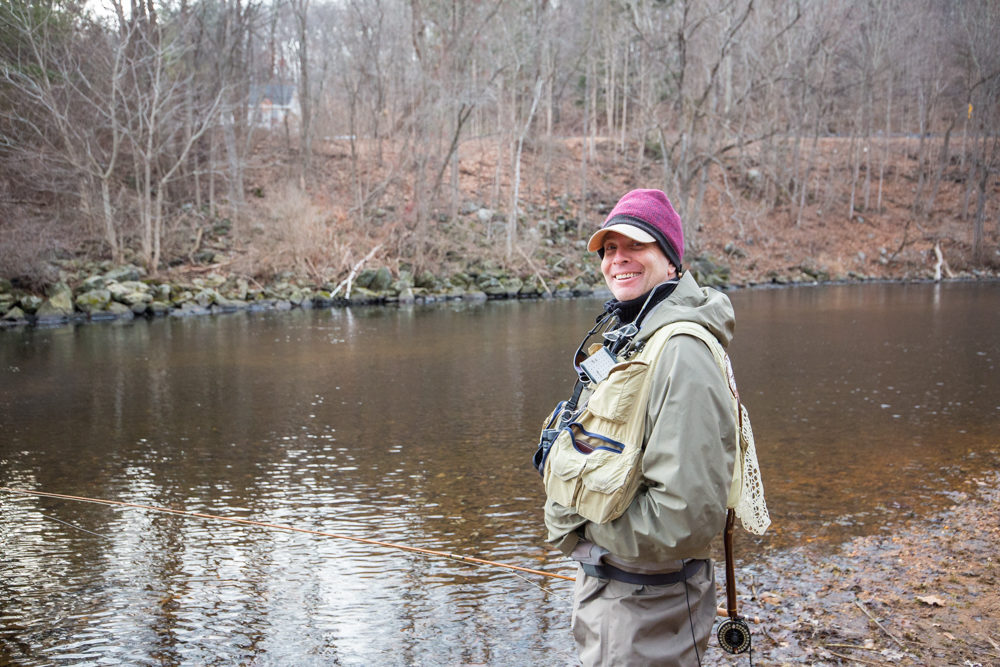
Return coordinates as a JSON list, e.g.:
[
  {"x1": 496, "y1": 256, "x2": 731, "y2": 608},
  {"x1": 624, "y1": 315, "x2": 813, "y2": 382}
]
[{"x1": 734, "y1": 403, "x2": 770, "y2": 535}]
